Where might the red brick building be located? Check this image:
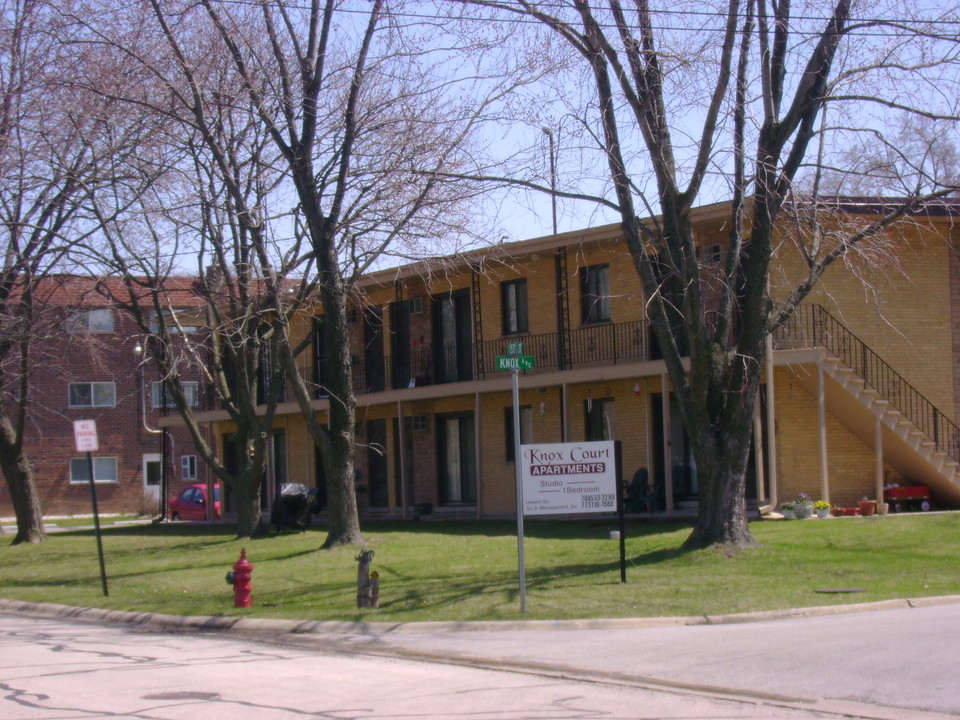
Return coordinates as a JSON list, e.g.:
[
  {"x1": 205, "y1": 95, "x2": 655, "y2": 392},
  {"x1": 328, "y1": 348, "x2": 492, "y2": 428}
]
[{"x1": 0, "y1": 276, "x2": 209, "y2": 518}]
